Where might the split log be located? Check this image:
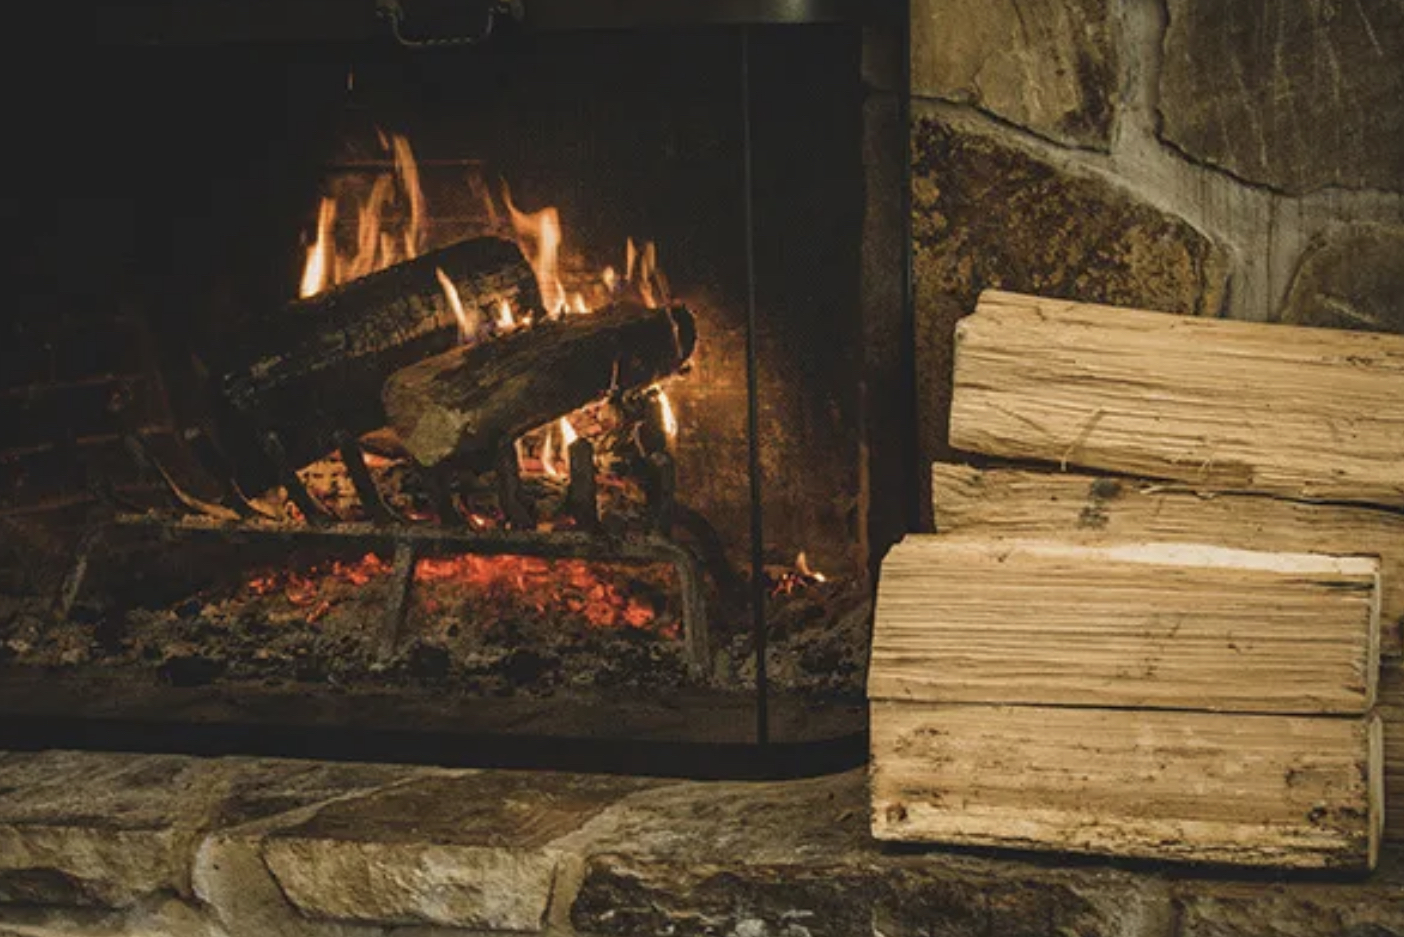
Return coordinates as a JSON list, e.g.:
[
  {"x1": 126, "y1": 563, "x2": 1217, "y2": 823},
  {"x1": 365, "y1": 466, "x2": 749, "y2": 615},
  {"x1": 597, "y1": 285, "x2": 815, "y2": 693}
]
[
  {"x1": 211, "y1": 237, "x2": 538, "y2": 492},
  {"x1": 869, "y1": 701, "x2": 1383, "y2": 870},
  {"x1": 931, "y1": 462, "x2": 1404, "y2": 657},
  {"x1": 383, "y1": 302, "x2": 697, "y2": 469},
  {"x1": 949, "y1": 290, "x2": 1404, "y2": 507},
  {"x1": 870, "y1": 535, "x2": 1380, "y2": 714}
]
